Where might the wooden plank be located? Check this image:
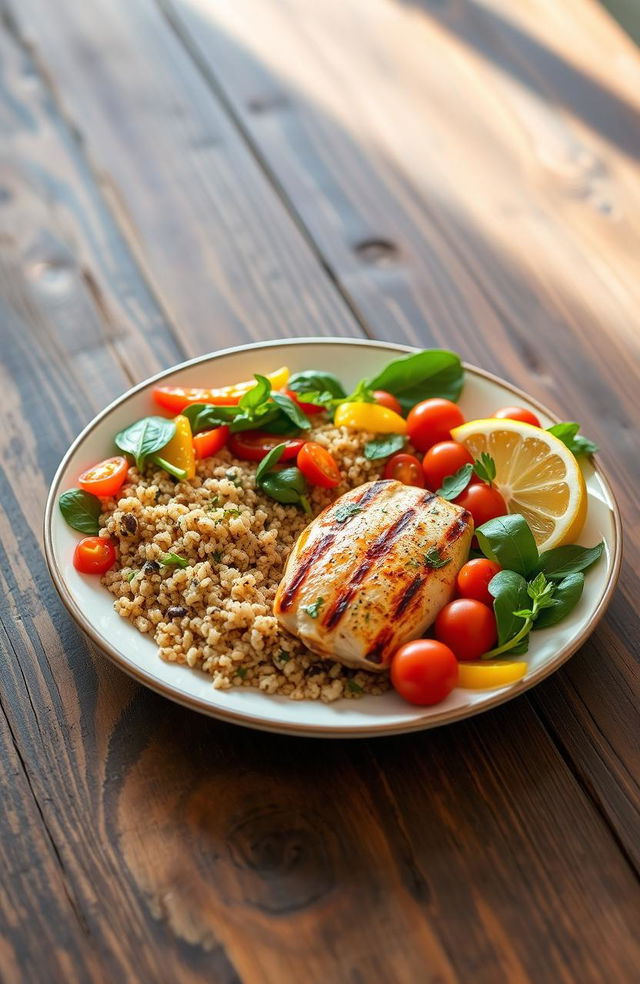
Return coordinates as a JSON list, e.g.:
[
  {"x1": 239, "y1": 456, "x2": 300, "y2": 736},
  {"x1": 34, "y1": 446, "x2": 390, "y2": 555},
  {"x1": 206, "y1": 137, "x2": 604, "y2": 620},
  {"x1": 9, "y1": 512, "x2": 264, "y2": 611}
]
[
  {"x1": 1, "y1": 0, "x2": 364, "y2": 351},
  {"x1": 159, "y1": 0, "x2": 640, "y2": 864}
]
